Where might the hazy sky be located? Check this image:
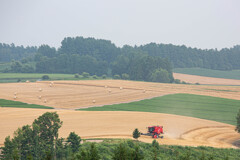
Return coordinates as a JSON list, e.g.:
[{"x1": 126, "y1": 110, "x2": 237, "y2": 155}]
[{"x1": 0, "y1": 0, "x2": 240, "y2": 49}]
